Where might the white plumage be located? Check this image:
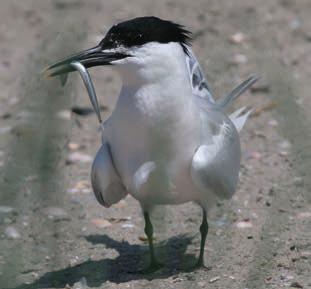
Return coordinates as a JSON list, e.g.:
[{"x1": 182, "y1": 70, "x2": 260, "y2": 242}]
[
  {"x1": 91, "y1": 43, "x2": 254, "y2": 211},
  {"x1": 46, "y1": 16, "x2": 257, "y2": 271}
]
